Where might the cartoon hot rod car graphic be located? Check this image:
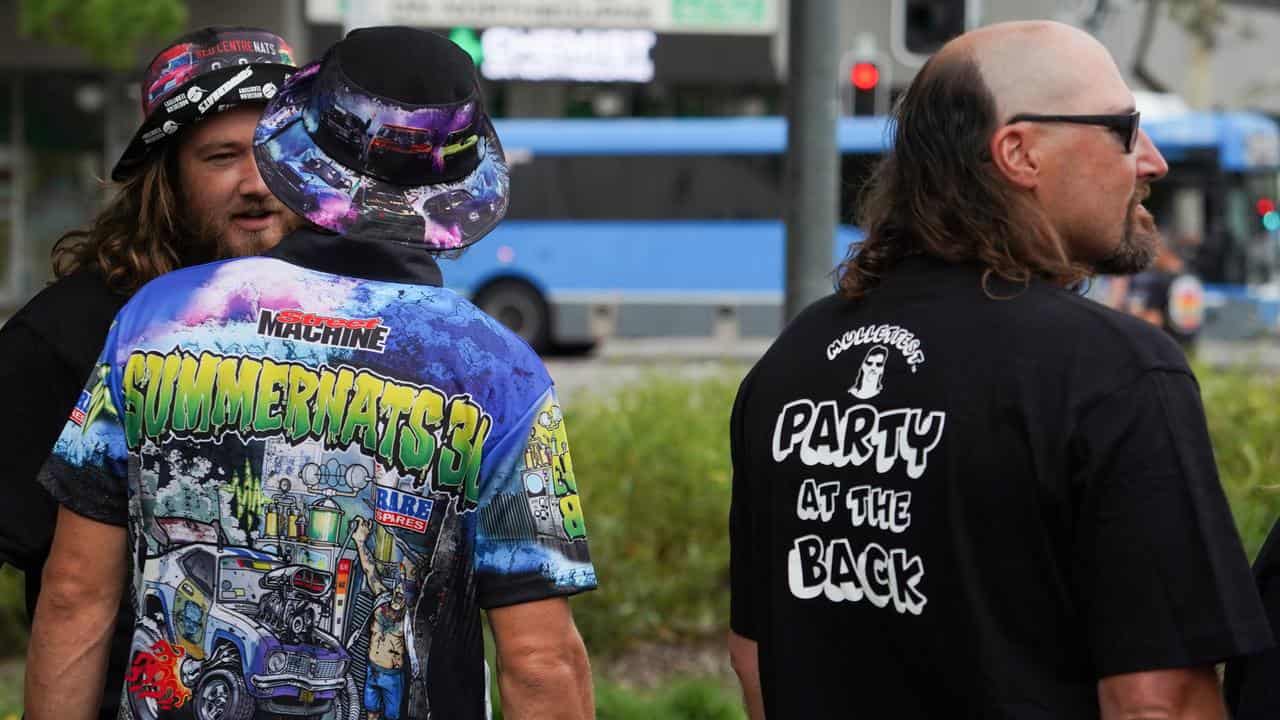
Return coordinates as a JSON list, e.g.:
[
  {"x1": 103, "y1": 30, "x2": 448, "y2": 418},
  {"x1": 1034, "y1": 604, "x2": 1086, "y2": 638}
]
[{"x1": 126, "y1": 526, "x2": 358, "y2": 720}]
